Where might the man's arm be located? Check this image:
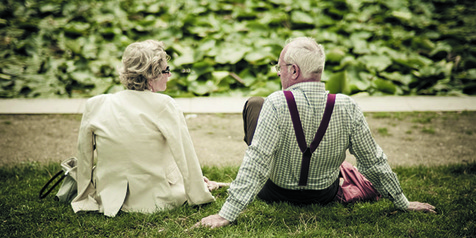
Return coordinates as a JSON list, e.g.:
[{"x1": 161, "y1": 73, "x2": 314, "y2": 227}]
[
  {"x1": 194, "y1": 202, "x2": 437, "y2": 229},
  {"x1": 195, "y1": 96, "x2": 282, "y2": 228},
  {"x1": 348, "y1": 102, "x2": 435, "y2": 212}
]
